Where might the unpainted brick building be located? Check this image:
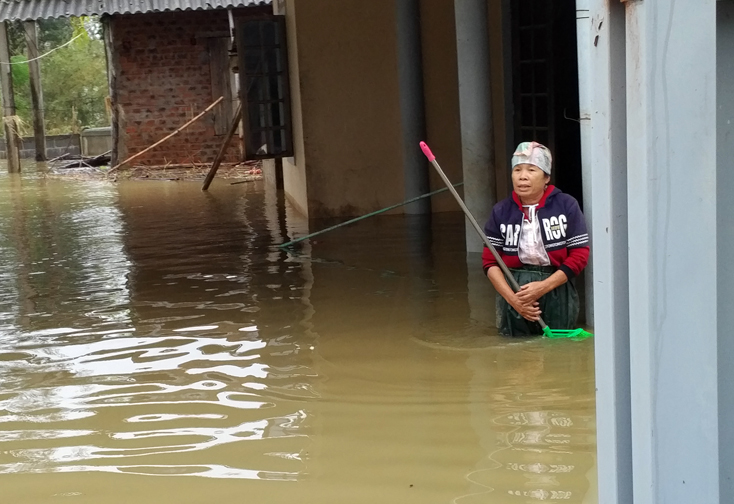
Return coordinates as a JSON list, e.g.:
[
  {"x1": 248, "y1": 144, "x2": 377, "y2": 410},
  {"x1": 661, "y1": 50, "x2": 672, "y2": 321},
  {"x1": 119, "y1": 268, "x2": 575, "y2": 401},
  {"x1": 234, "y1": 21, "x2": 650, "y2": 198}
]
[{"x1": 107, "y1": 6, "x2": 269, "y2": 166}]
